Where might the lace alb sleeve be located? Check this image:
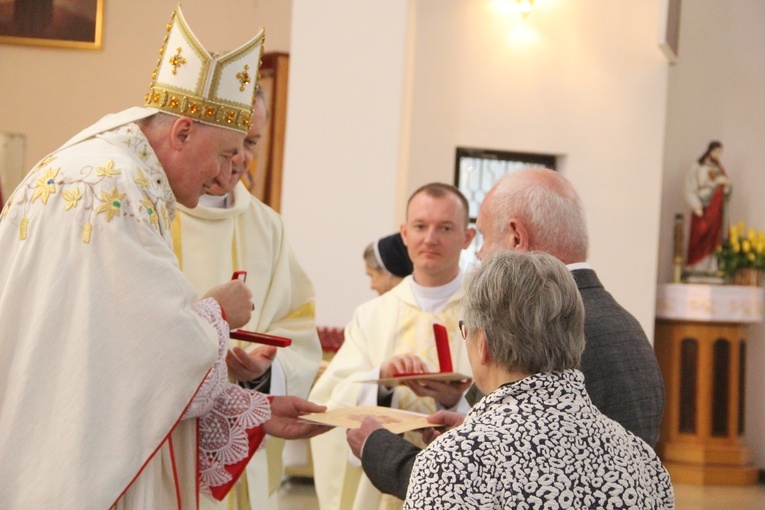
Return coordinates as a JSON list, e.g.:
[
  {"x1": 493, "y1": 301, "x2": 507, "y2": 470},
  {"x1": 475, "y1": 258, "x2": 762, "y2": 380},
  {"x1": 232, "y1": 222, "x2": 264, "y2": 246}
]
[
  {"x1": 185, "y1": 297, "x2": 272, "y2": 499},
  {"x1": 183, "y1": 298, "x2": 231, "y2": 419}
]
